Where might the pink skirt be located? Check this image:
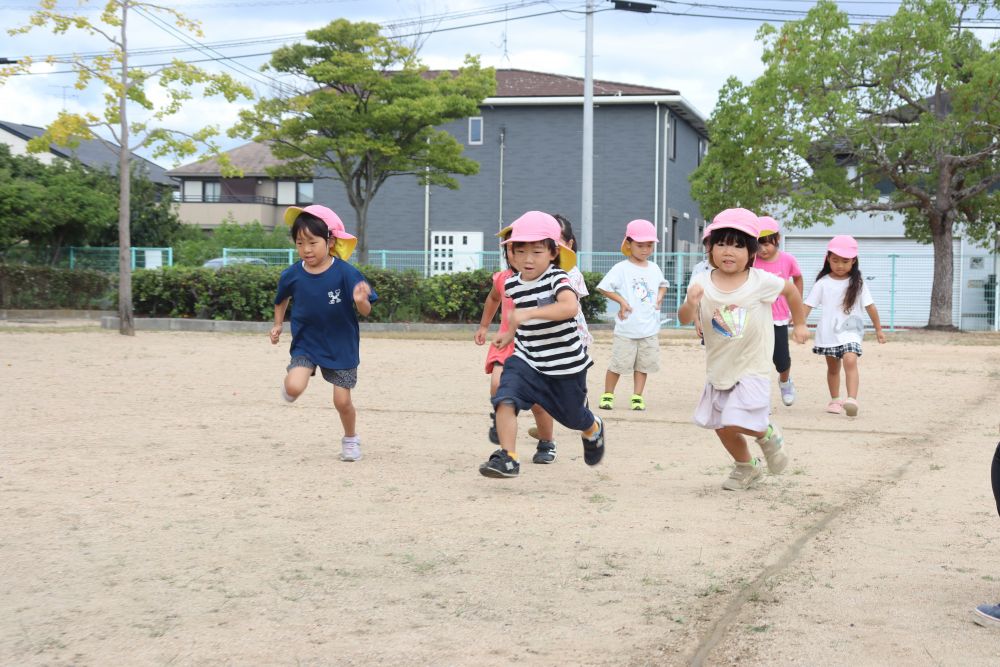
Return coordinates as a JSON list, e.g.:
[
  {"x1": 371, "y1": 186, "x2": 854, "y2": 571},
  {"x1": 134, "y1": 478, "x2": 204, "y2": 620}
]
[{"x1": 692, "y1": 375, "x2": 770, "y2": 432}]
